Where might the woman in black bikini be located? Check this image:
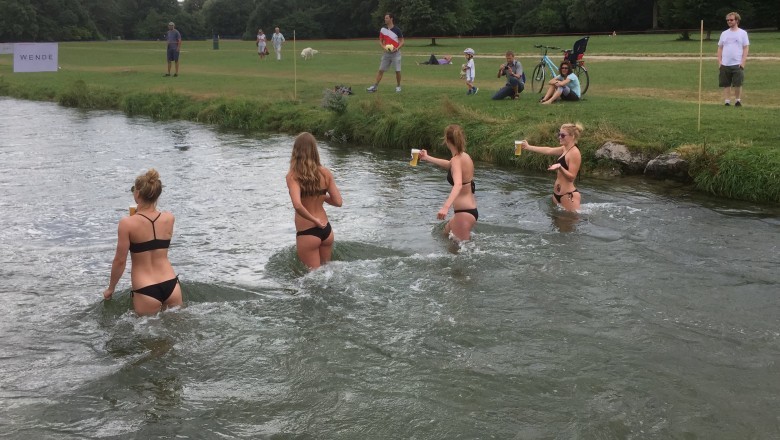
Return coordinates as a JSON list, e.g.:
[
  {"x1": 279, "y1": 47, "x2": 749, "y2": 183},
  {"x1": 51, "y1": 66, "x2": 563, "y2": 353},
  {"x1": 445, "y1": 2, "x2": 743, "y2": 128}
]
[
  {"x1": 419, "y1": 124, "x2": 478, "y2": 241},
  {"x1": 520, "y1": 123, "x2": 583, "y2": 212},
  {"x1": 103, "y1": 169, "x2": 182, "y2": 316},
  {"x1": 286, "y1": 132, "x2": 343, "y2": 269}
]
